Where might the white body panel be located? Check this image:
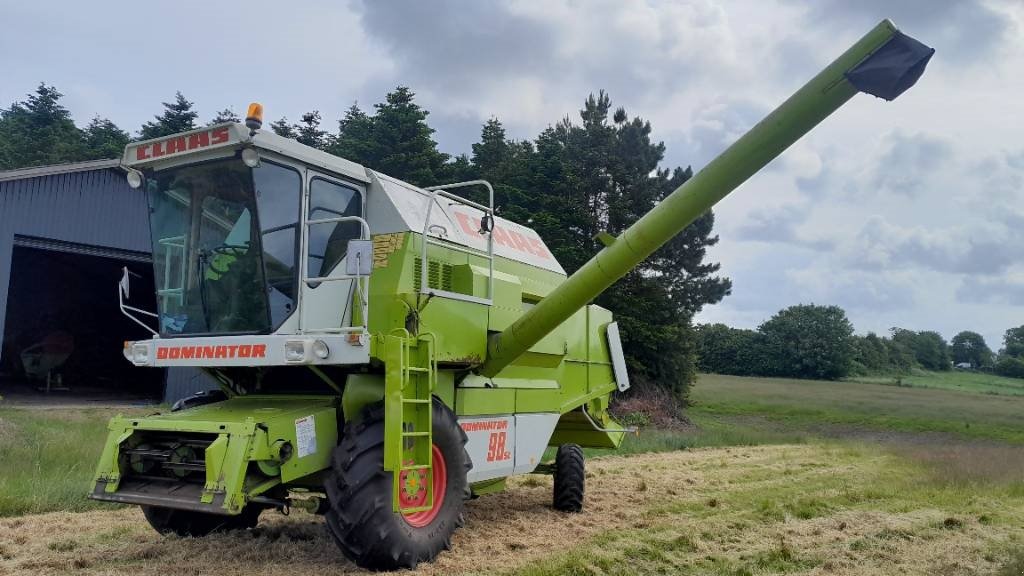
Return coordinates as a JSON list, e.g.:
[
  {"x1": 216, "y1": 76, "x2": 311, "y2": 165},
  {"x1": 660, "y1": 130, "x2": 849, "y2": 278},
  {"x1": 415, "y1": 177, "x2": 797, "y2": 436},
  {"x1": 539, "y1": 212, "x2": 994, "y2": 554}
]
[
  {"x1": 459, "y1": 413, "x2": 559, "y2": 483},
  {"x1": 606, "y1": 321, "x2": 630, "y2": 392},
  {"x1": 369, "y1": 172, "x2": 565, "y2": 275},
  {"x1": 126, "y1": 333, "x2": 369, "y2": 367}
]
